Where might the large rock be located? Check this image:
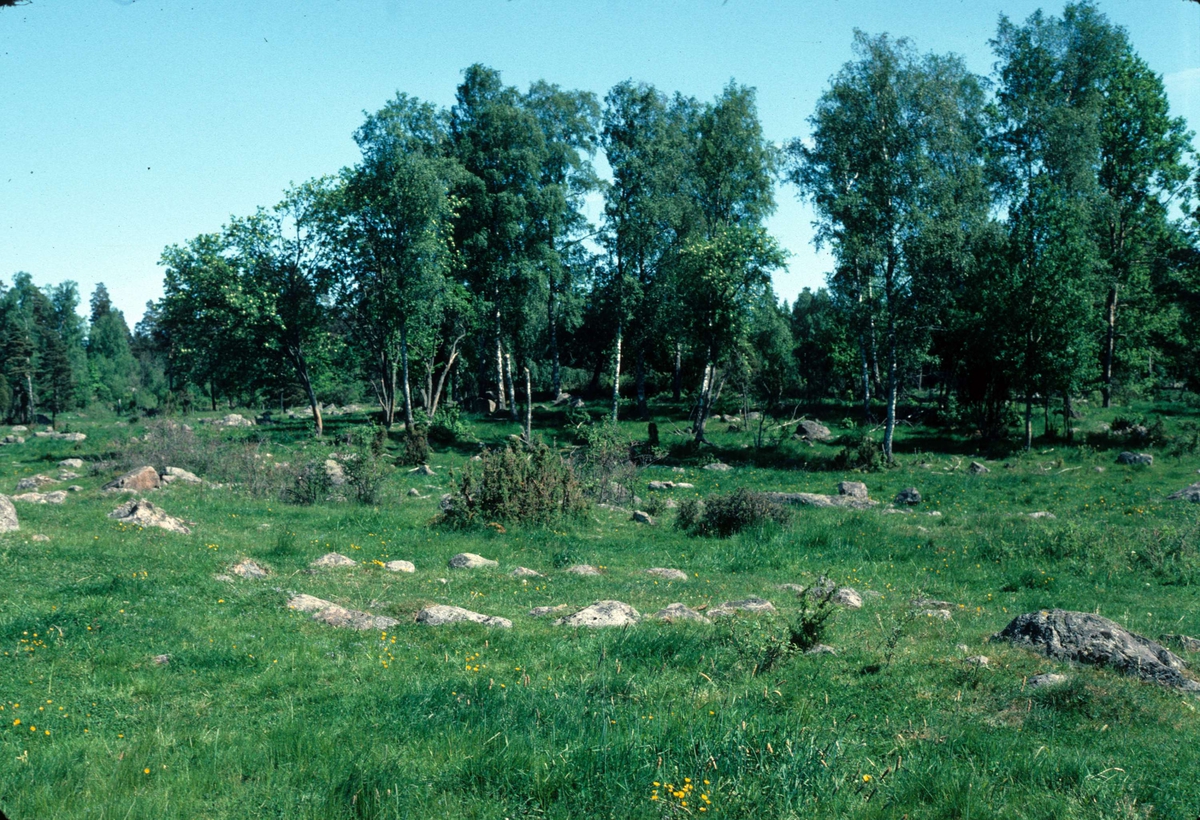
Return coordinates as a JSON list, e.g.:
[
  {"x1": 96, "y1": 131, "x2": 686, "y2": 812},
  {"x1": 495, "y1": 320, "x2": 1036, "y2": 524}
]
[
  {"x1": 991, "y1": 609, "x2": 1200, "y2": 692},
  {"x1": 837, "y1": 481, "x2": 869, "y2": 499},
  {"x1": 311, "y1": 552, "x2": 357, "y2": 569},
  {"x1": 554, "y1": 600, "x2": 640, "y2": 627},
  {"x1": 230, "y1": 558, "x2": 270, "y2": 579},
  {"x1": 12, "y1": 491, "x2": 67, "y2": 504},
  {"x1": 288, "y1": 593, "x2": 399, "y2": 631},
  {"x1": 894, "y1": 487, "x2": 922, "y2": 505},
  {"x1": 796, "y1": 420, "x2": 833, "y2": 442},
  {"x1": 709, "y1": 597, "x2": 776, "y2": 618},
  {"x1": 645, "y1": 567, "x2": 688, "y2": 581},
  {"x1": 16, "y1": 475, "x2": 58, "y2": 491},
  {"x1": 1116, "y1": 451, "x2": 1153, "y2": 466},
  {"x1": 213, "y1": 413, "x2": 255, "y2": 428},
  {"x1": 107, "y1": 500, "x2": 191, "y2": 534},
  {"x1": 1, "y1": 435, "x2": 24, "y2": 445},
  {"x1": 416, "y1": 605, "x2": 511, "y2": 629},
  {"x1": 0, "y1": 495, "x2": 17, "y2": 533},
  {"x1": 762, "y1": 490, "x2": 876, "y2": 510},
  {"x1": 385, "y1": 560, "x2": 416, "y2": 573},
  {"x1": 104, "y1": 466, "x2": 162, "y2": 492},
  {"x1": 651, "y1": 603, "x2": 710, "y2": 623},
  {"x1": 1167, "y1": 483, "x2": 1200, "y2": 503},
  {"x1": 448, "y1": 552, "x2": 498, "y2": 570},
  {"x1": 161, "y1": 466, "x2": 202, "y2": 485}
]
